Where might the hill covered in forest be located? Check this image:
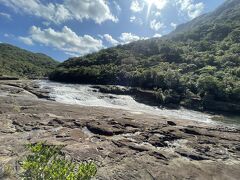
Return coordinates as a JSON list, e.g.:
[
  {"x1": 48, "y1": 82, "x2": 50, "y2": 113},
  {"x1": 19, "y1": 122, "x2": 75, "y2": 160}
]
[
  {"x1": 49, "y1": 0, "x2": 240, "y2": 113},
  {"x1": 0, "y1": 43, "x2": 59, "y2": 78}
]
